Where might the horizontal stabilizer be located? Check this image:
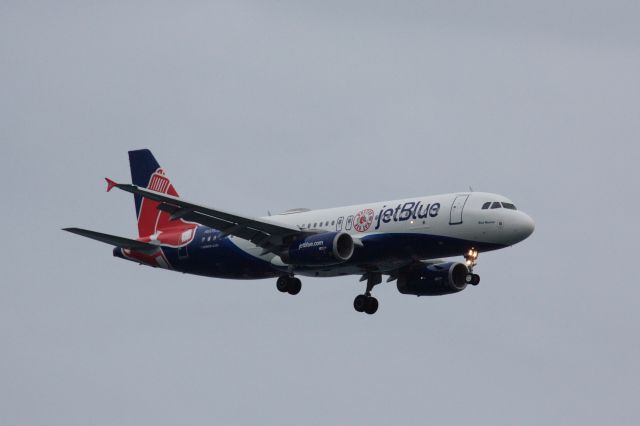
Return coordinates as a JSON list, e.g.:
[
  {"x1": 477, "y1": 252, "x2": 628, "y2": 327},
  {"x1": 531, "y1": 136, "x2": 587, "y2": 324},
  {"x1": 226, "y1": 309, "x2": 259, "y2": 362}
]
[
  {"x1": 62, "y1": 227, "x2": 159, "y2": 253},
  {"x1": 105, "y1": 177, "x2": 118, "y2": 192}
]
